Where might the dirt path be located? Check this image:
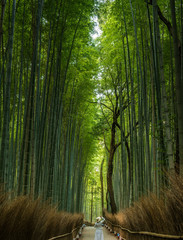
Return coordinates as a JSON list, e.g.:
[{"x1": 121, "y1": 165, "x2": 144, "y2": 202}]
[{"x1": 80, "y1": 226, "x2": 117, "y2": 240}]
